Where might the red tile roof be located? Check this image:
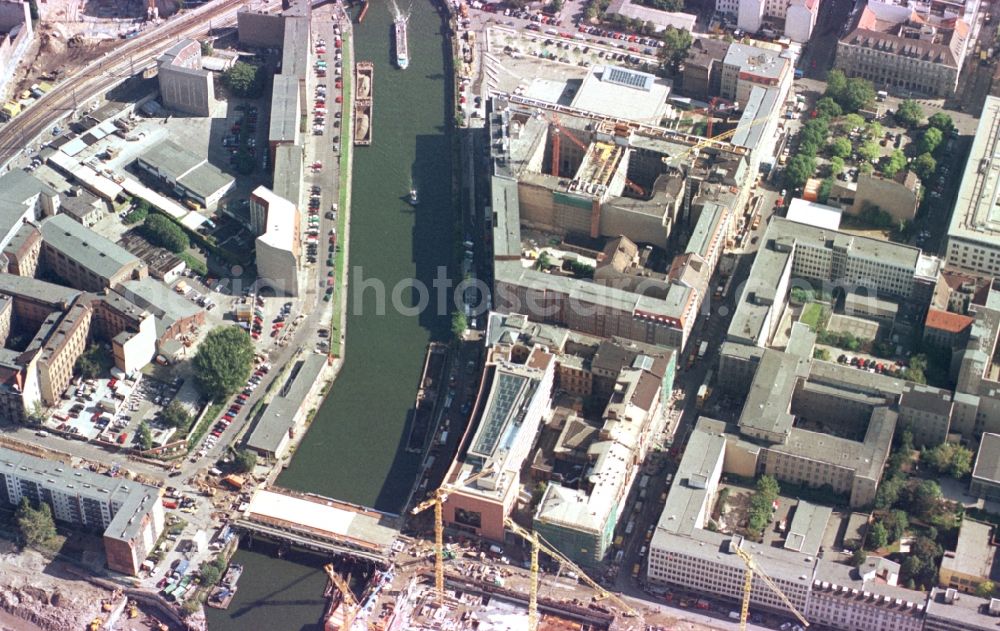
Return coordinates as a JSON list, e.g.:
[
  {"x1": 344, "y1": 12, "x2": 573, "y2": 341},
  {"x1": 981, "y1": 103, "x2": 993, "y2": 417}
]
[{"x1": 925, "y1": 308, "x2": 974, "y2": 334}]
